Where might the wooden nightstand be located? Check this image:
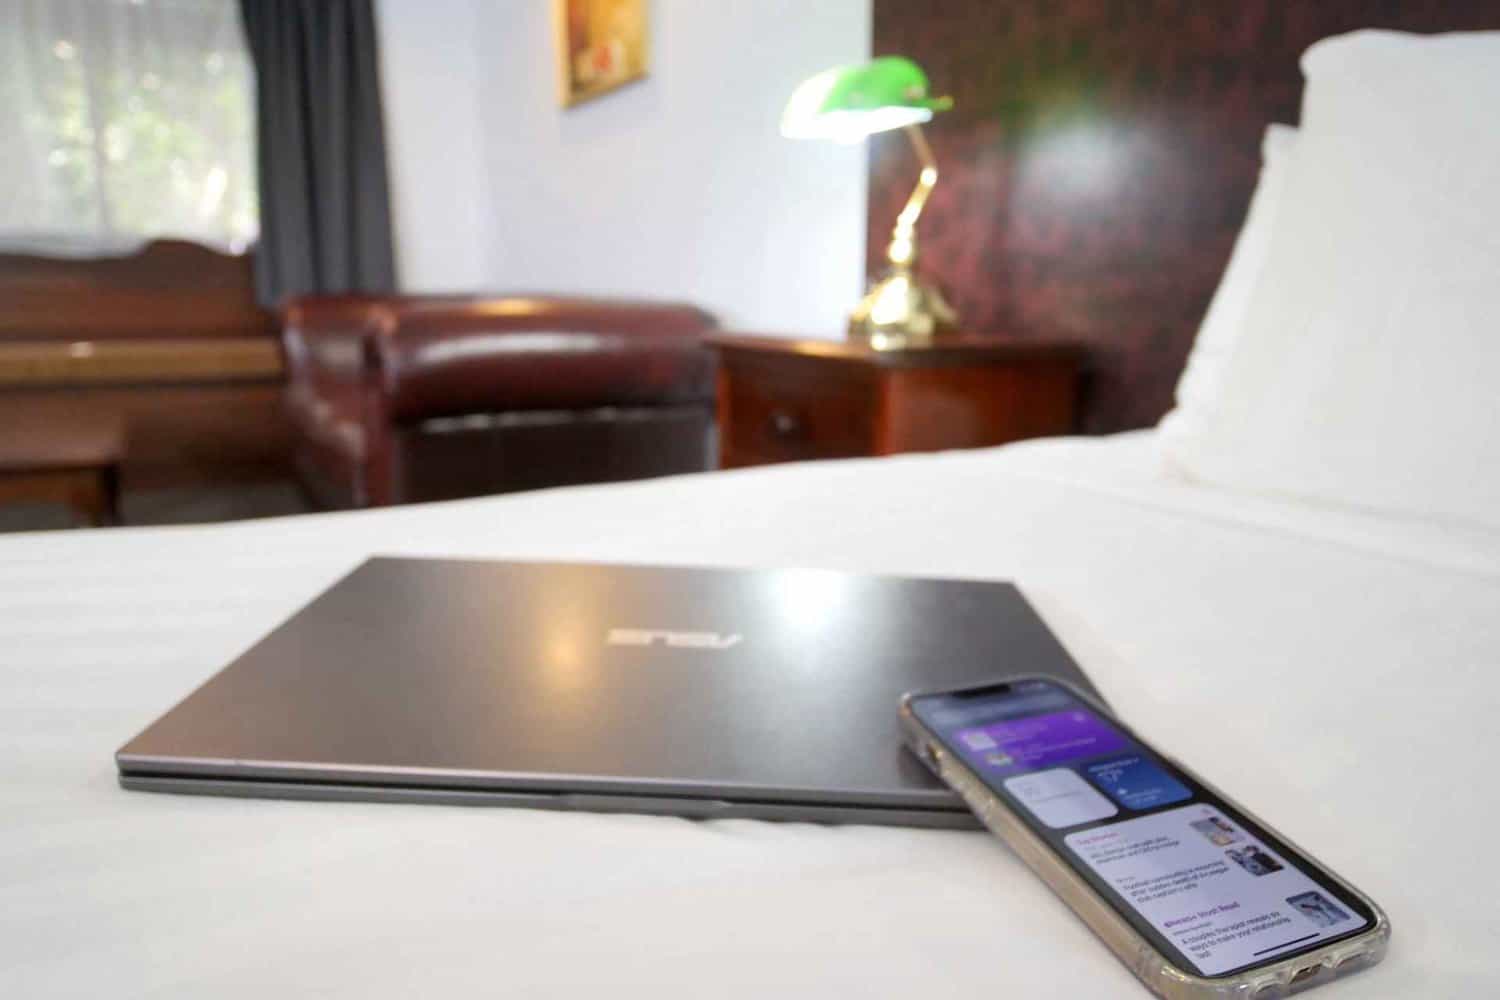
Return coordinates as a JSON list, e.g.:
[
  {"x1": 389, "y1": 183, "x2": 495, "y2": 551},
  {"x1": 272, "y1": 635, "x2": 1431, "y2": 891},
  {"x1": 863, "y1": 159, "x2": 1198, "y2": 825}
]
[{"x1": 710, "y1": 334, "x2": 1084, "y2": 469}]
